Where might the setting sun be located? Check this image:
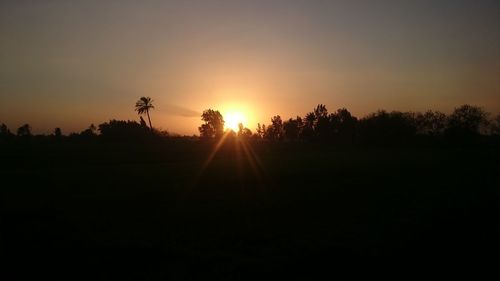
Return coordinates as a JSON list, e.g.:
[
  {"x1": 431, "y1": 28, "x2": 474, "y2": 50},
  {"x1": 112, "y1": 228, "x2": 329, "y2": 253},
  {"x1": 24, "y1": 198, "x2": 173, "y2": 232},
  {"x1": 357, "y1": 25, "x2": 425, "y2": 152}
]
[{"x1": 224, "y1": 112, "x2": 247, "y2": 132}]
